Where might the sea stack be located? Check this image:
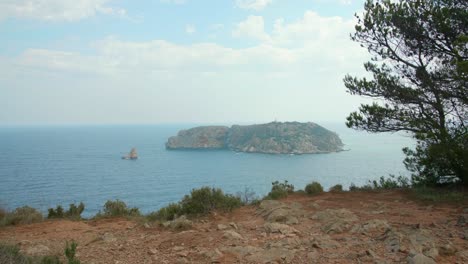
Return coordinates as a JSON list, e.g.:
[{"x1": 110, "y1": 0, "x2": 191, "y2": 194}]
[{"x1": 122, "y1": 148, "x2": 138, "y2": 160}]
